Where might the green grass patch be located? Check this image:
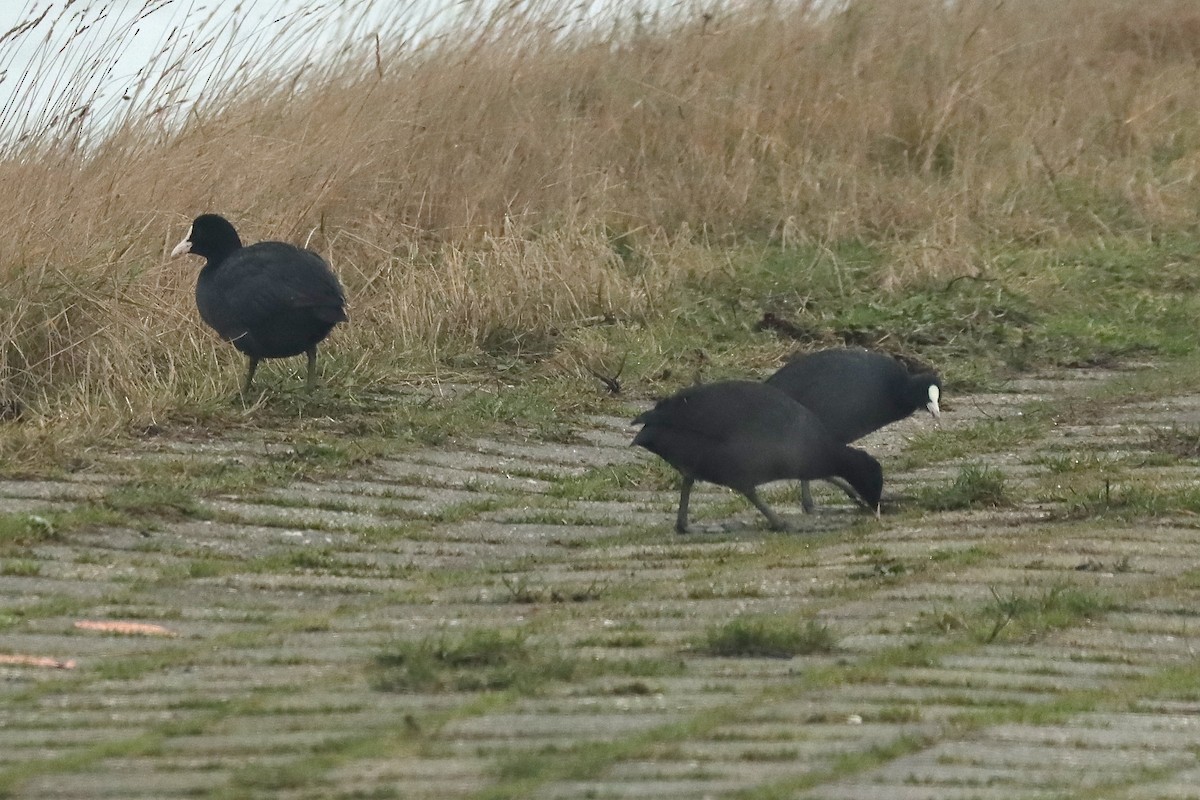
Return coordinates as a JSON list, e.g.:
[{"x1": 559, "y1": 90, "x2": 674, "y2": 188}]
[
  {"x1": 0, "y1": 595, "x2": 85, "y2": 631},
  {"x1": 499, "y1": 509, "x2": 615, "y2": 527},
  {"x1": 426, "y1": 497, "x2": 506, "y2": 524},
  {"x1": 576, "y1": 621, "x2": 655, "y2": 649},
  {"x1": 730, "y1": 733, "x2": 935, "y2": 800},
  {"x1": 928, "y1": 545, "x2": 996, "y2": 566},
  {"x1": 916, "y1": 464, "x2": 1011, "y2": 511},
  {"x1": 0, "y1": 558, "x2": 40, "y2": 576},
  {"x1": 371, "y1": 629, "x2": 577, "y2": 694},
  {"x1": 687, "y1": 581, "x2": 768, "y2": 599},
  {"x1": 101, "y1": 483, "x2": 203, "y2": 520},
  {"x1": 1145, "y1": 426, "x2": 1200, "y2": 459},
  {"x1": 0, "y1": 513, "x2": 60, "y2": 547},
  {"x1": 908, "y1": 584, "x2": 1119, "y2": 646},
  {"x1": 901, "y1": 416, "x2": 1046, "y2": 468},
  {"x1": 390, "y1": 379, "x2": 607, "y2": 448},
  {"x1": 284, "y1": 547, "x2": 340, "y2": 571},
  {"x1": 1060, "y1": 480, "x2": 1200, "y2": 520},
  {"x1": 0, "y1": 506, "x2": 129, "y2": 552},
  {"x1": 699, "y1": 616, "x2": 837, "y2": 658},
  {"x1": 186, "y1": 558, "x2": 228, "y2": 578},
  {"x1": 978, "y1": 584, "x2": 1118, "y2": 644},
  {"x1": 546, "y1": 462, "x2": 647, "y2": 501},
  {"x1": 1036, "y1": 450, "x2": 1125, "y2": 473},
  {"x1": 495, "y1": 575, "x2": 607, "y2": 604}
]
